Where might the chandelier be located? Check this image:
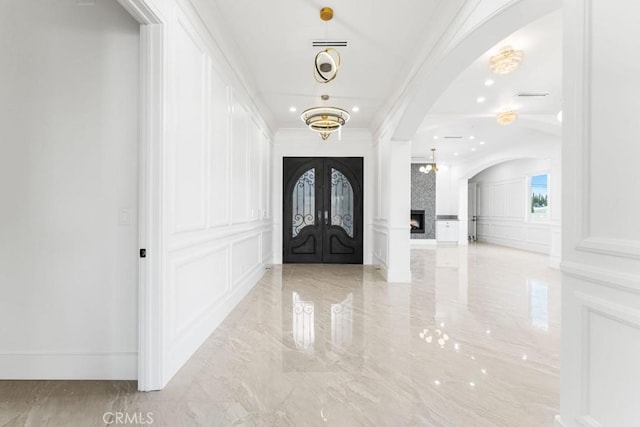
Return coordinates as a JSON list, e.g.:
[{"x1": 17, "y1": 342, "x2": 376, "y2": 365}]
[
  {"x1": 496, "y1": 109, "x2": 518, "y2": 125},
  {"x1": 489, "y1": 45, "x2": 524, "y2": 74},
  {"x1": 314, "y1": 48, "x2": 341, "y2": 83},
  {"x1": 301, "y1": 7, "x2": 352, "y2": 141},
  {"x1": 419, "y1": 148, "x2": 438, "y2": 174},
  {"x1": 301, "y1": 106, "x2": 351, "y2": 140}
]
